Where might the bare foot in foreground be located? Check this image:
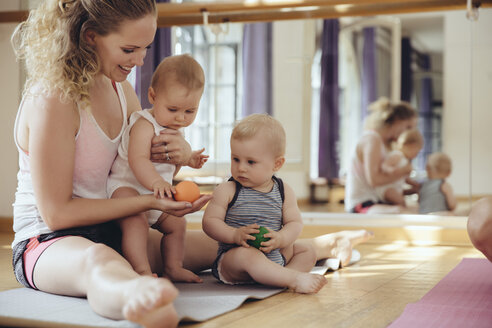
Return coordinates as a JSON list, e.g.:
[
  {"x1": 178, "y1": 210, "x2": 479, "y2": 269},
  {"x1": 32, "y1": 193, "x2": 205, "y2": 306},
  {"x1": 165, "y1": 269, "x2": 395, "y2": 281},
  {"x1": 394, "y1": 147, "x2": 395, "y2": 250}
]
[
  {"x1": 123, "y1": 276, "x2": 179, "y2": 328},
  {"x1": 165, "y1": 266, "x2": 203, "y2": 283},
  {"x1": 291, "y1": 272, "x2": 327, "y2": 294},
  {"x1": 313, "y1": 230, "x2": 374, "y2": 266}
]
